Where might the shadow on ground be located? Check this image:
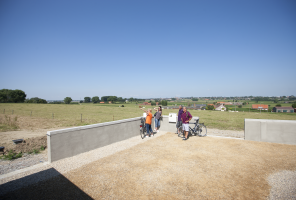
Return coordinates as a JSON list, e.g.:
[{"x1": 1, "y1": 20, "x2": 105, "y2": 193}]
[{"x1": 0, "y1": 168, "x2": 93, "y2": 200}]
